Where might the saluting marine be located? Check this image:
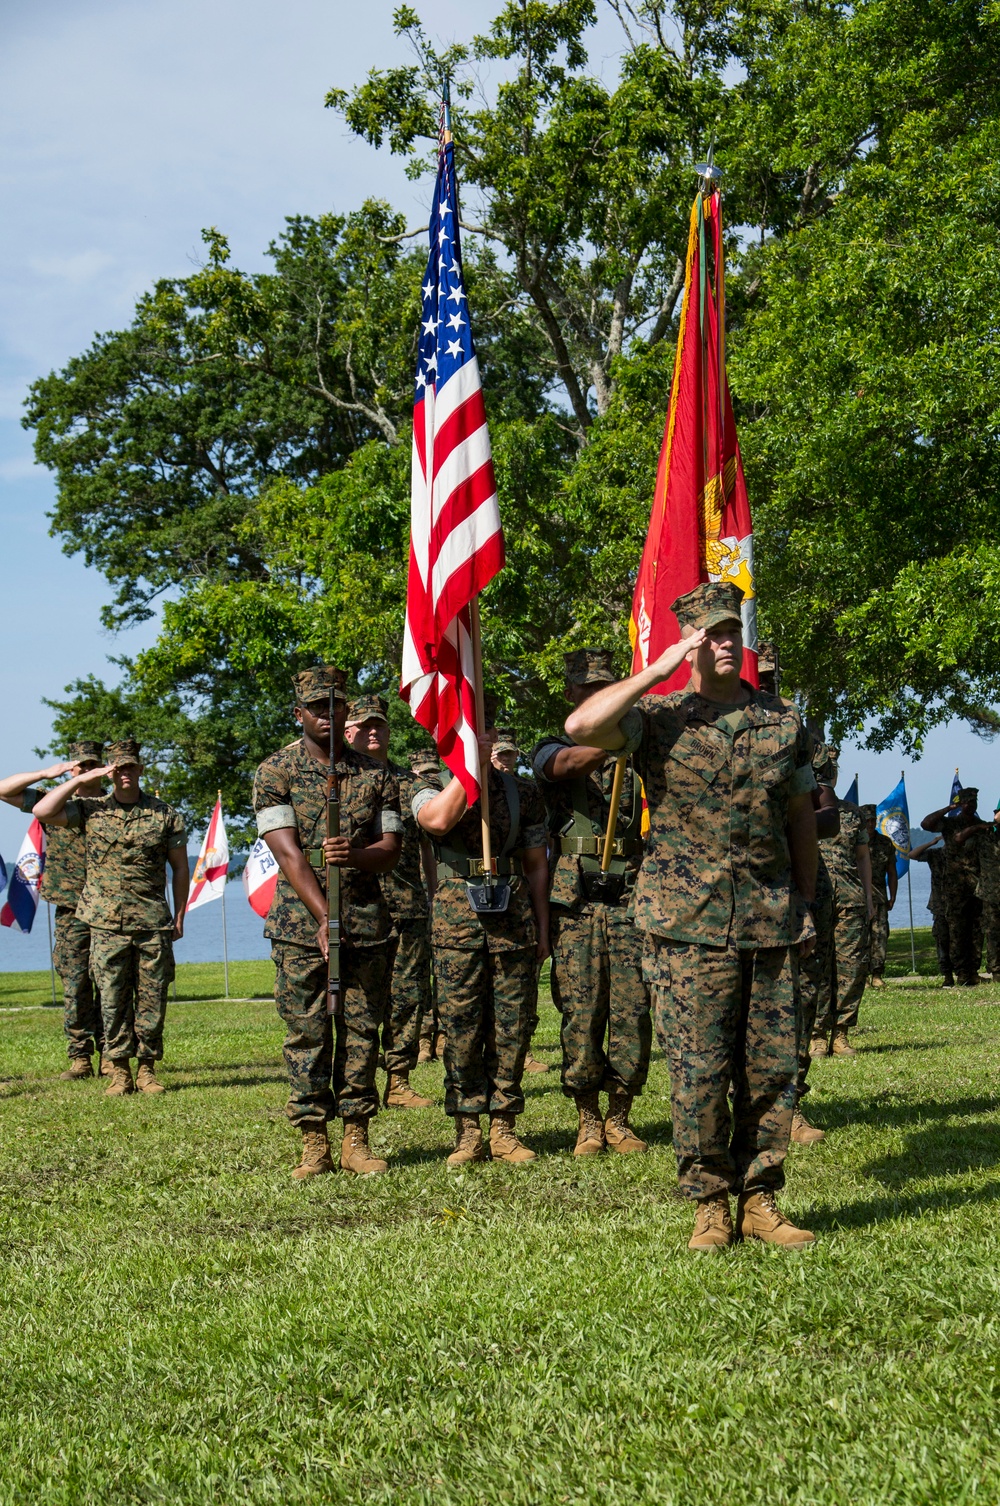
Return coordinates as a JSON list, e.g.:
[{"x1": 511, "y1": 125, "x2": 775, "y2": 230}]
[
  {"x1": 253, "y1": 667, "x2": 402, "y2": 1179},
  {"x1": 925, "y1": 787, "x2": 986, "y2": 987},
  {"x1": 414, "y1": 695, "x2": 550, "y2": 1167},
  {"x1": 344, "y1": 693, "x2": 434, "y2": 1111},
  {"x1": 566, "y1": 583, "x2": 819, "y2": 1252},
  {"x1": 33, "y1": 739, "x2": 189, "y2": 1097},
  {"x1": 0, "y1": 743, "x2": 108, "y2": 1079},
  {"x1": 532, "y1": 649, "x2": 651, "y2": 1156},
  {"x1": 809, "y1": 756, "x2": 872, "y2": 1059}
]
